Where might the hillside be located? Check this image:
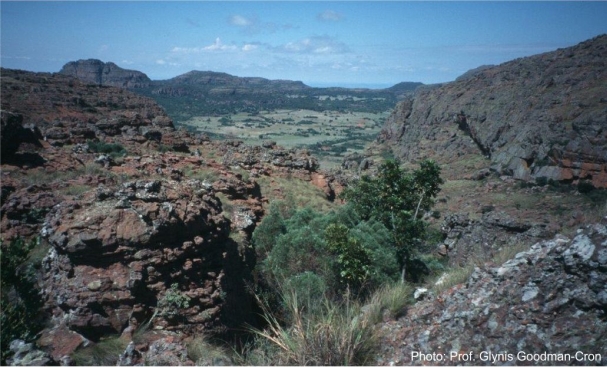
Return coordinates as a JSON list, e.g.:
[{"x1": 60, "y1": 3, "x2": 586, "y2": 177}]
[{"x1": 378, "y1": 34, "x2": 607, "y2": 188}]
